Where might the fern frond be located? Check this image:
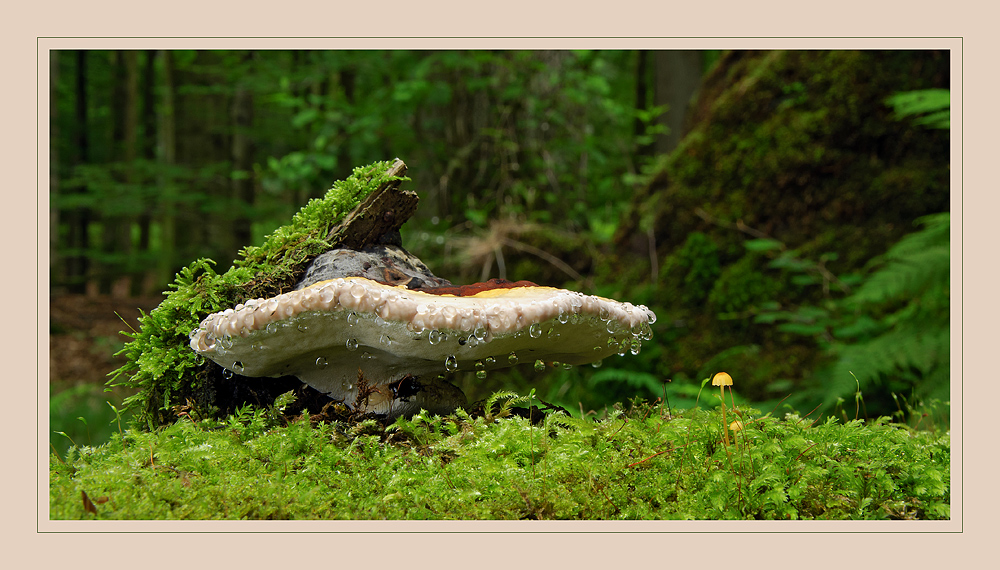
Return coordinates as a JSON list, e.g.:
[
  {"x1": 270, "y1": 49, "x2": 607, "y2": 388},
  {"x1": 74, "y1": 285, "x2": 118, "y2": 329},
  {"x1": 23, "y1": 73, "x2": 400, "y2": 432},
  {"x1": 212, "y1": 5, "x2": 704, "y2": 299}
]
[
  {"x1": 484, "y1": 391, "x2": 528, "y2": 420},
  {"x1": 543, "y1": 412, "x2": 577, "y2": 431},
  {"x1": 849, "y1": 246, "x2": 950, "y2": 306},
  {"x1": 824, "y1": 325, "x2": 949, "y2": 405},
  {"x1": 848, "y1": 213, "x2": 949, "y2": 307}
]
